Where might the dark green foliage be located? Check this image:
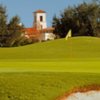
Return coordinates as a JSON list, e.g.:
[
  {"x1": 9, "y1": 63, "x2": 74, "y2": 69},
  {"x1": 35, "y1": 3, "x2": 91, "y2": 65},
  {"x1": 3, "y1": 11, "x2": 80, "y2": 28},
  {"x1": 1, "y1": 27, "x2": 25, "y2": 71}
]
[
  {"x1": 13, "y1": 37, "x2": 39, "y2": 47},
  {"x1": 0, "y1": 4, "x2": 8, "y2": 46},
  {"x1": 7, "y1": 16, "x2": 24, "y2": 47},
  {"x1": 8, "y1": 16, "x2": 23, "y2": 35},
  {"x1": 0, "y1": 4, "x2": 7, "y2": 35},
  {"x1": 52, "y1": 1, "x2": 100, "y2": 38},
  {"x1": 0, "y1": 5, "x2": 26, "y2": 47}
]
